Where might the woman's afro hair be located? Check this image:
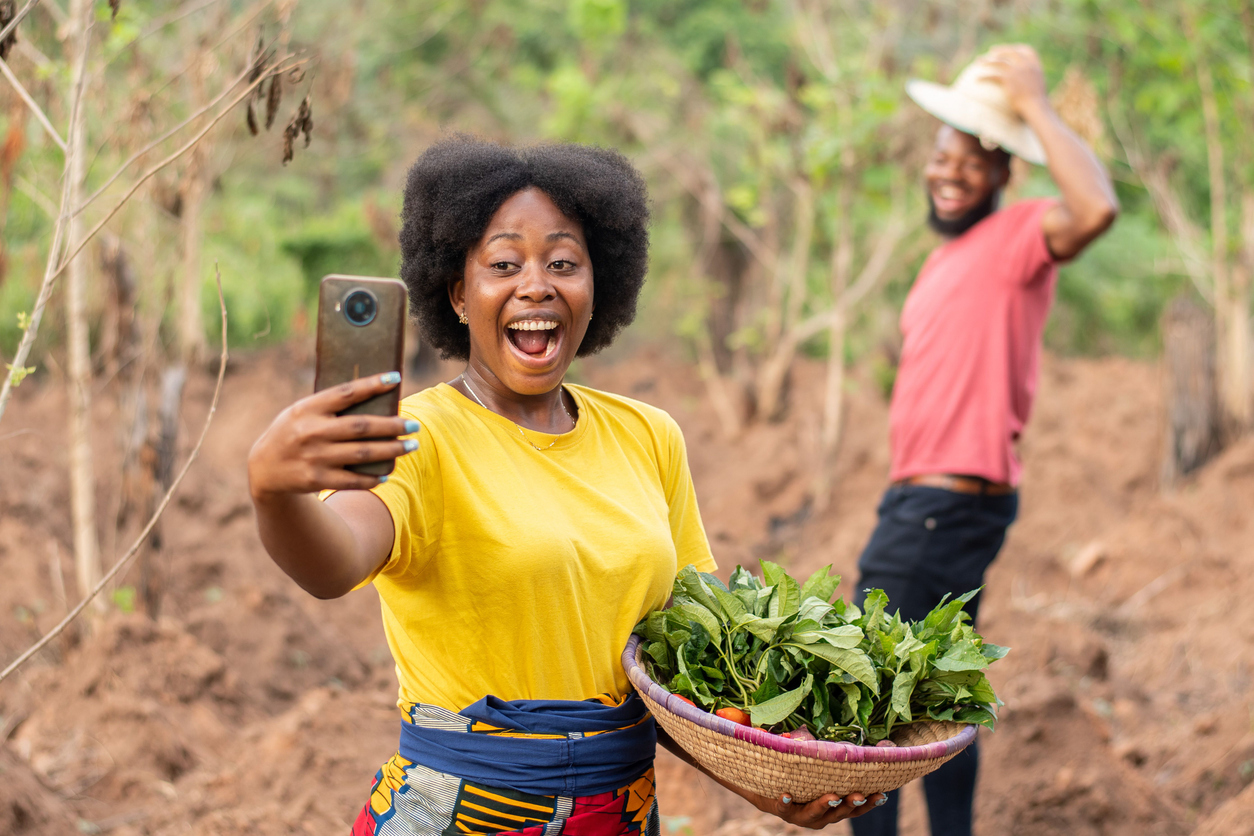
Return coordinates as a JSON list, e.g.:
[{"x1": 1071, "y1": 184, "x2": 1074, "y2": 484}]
[{"x1": 398, "y1": 136, "x2": 650, "y2": 360}]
